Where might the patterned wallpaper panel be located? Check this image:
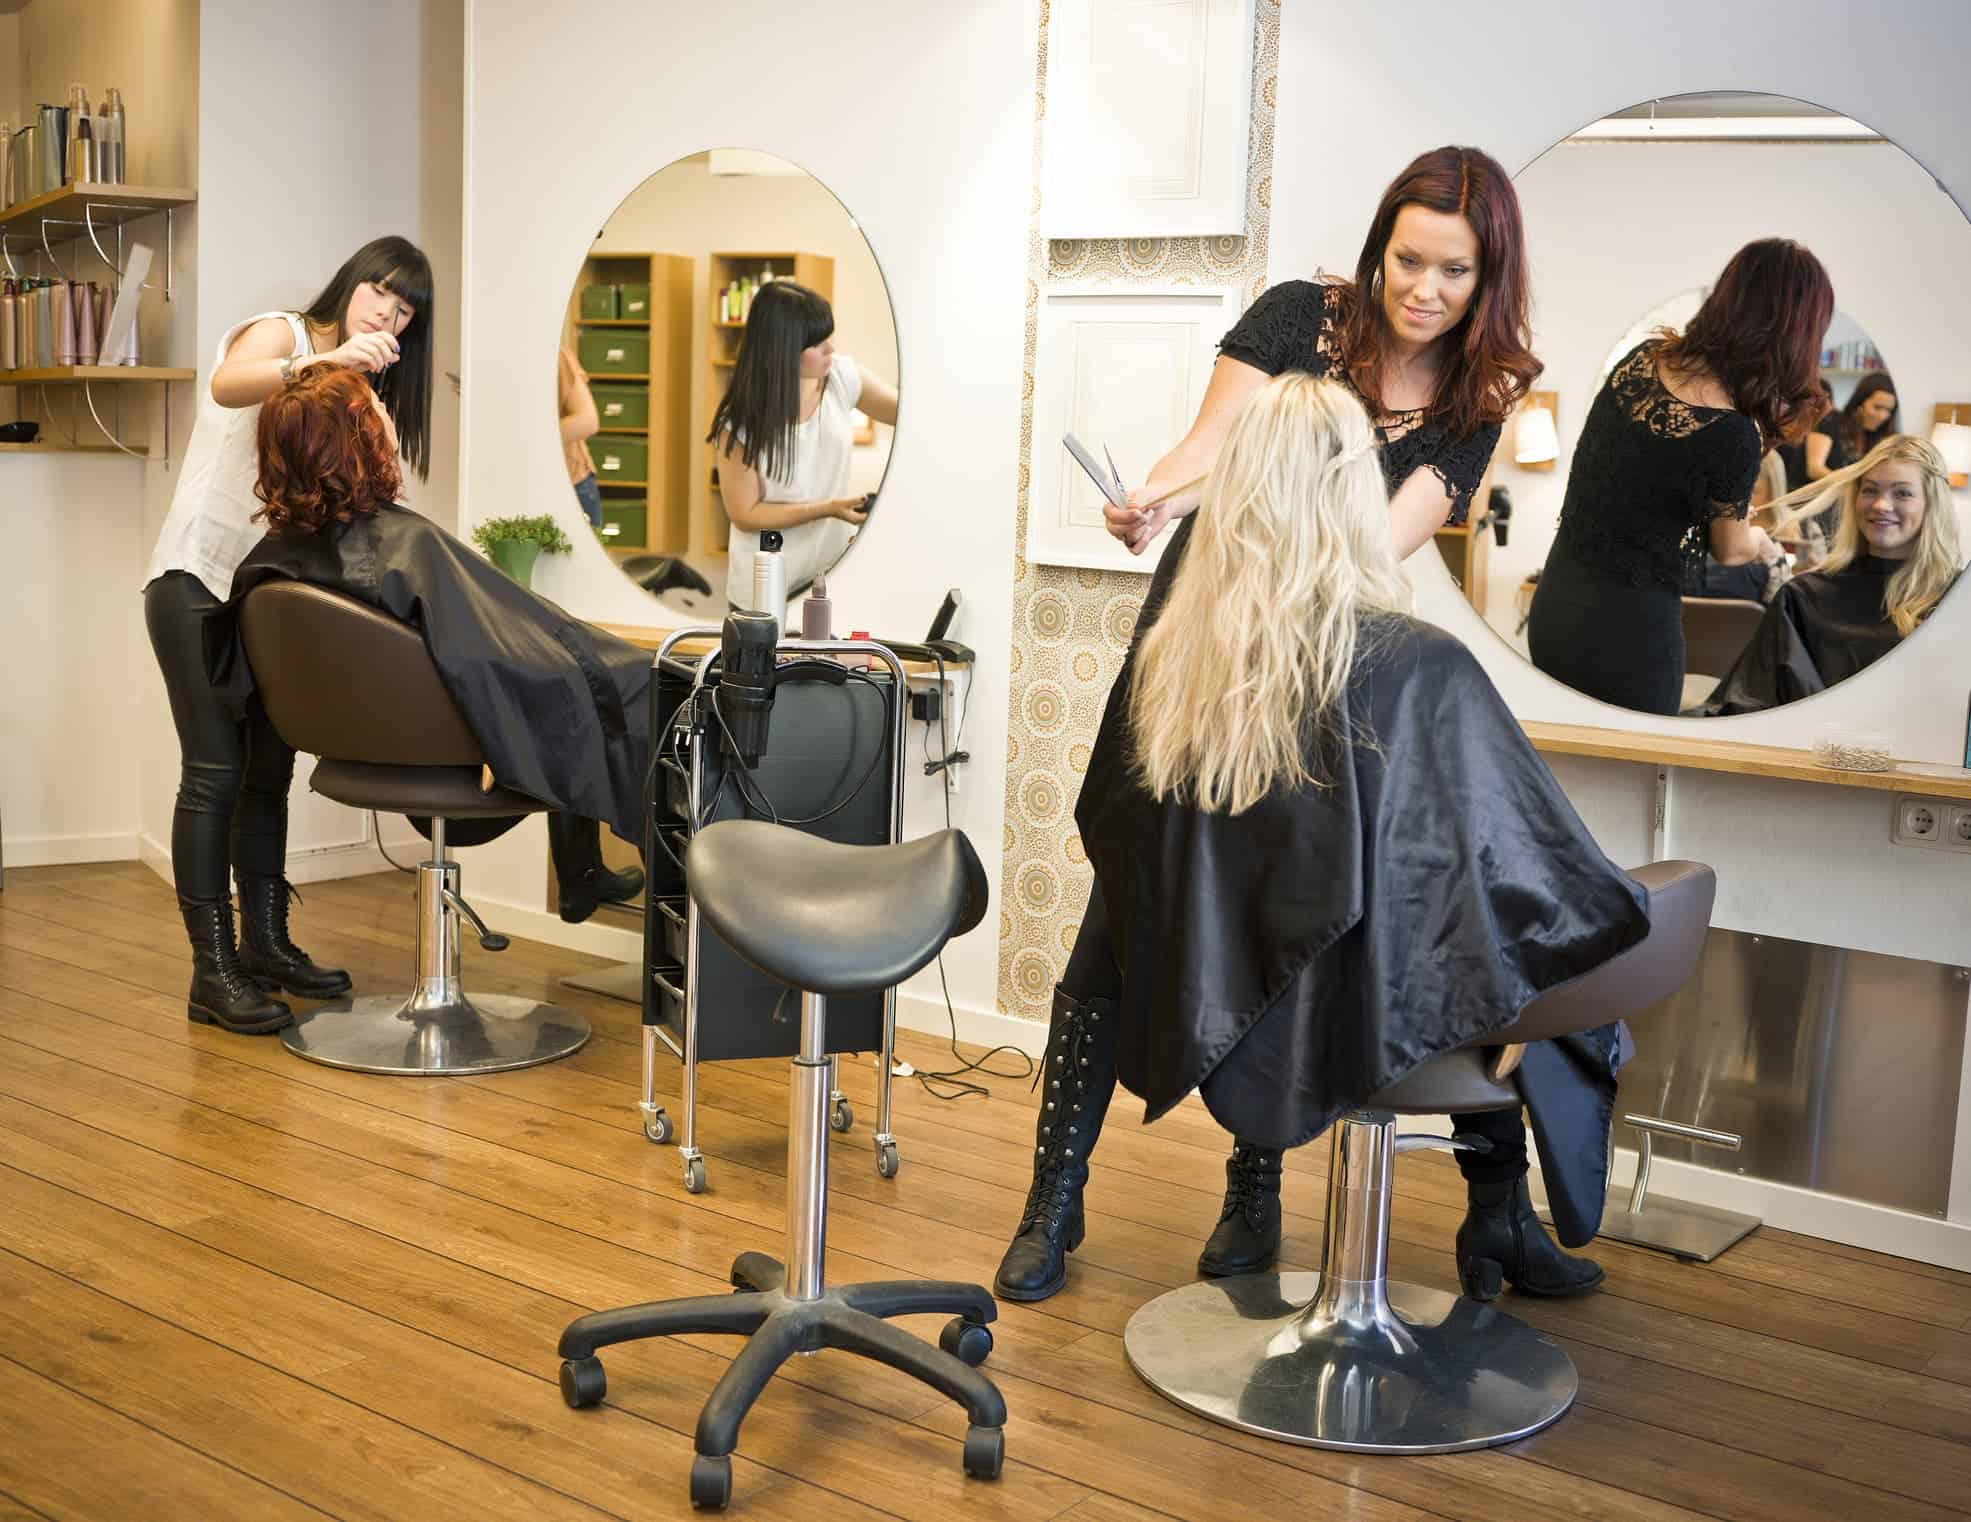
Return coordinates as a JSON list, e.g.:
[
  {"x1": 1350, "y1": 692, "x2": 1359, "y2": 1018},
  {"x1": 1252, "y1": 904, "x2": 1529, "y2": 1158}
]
[{"x1": 996, "y1": 0, "x2": 1282, "y2": 1021}]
